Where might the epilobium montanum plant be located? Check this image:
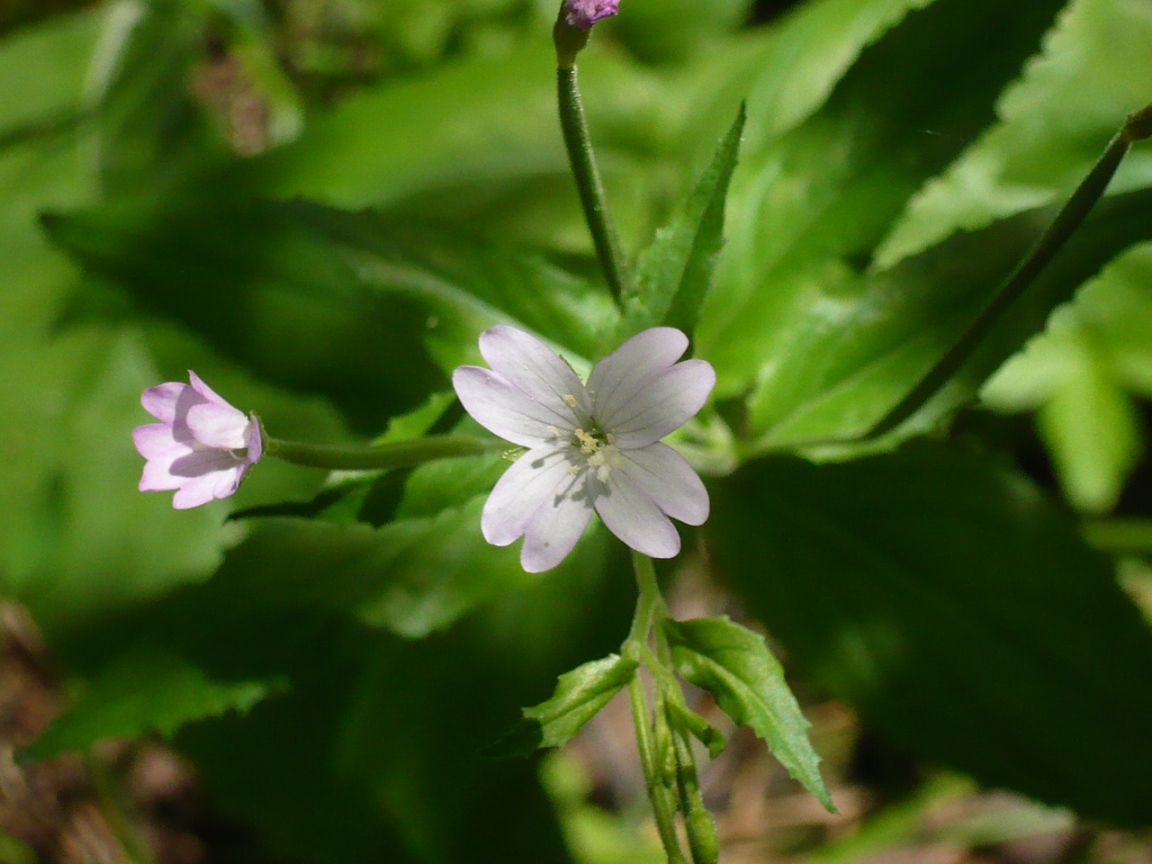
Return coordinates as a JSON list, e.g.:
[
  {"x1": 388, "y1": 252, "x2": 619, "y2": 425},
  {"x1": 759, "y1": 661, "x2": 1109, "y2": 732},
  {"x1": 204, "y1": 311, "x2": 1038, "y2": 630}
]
[
  {"x1": 122, "y1": 0, "x2": 1152, "y2": 860},
  {"x1": 452, "y1": 325, "x2": 714, "y2": 572}
]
